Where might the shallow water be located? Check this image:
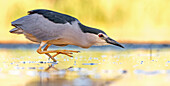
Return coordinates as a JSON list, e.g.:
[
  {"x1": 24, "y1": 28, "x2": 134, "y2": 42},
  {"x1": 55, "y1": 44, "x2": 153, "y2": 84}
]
[{"x1": 0, "y1": 44, "x2": 169, "y2": 86}]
